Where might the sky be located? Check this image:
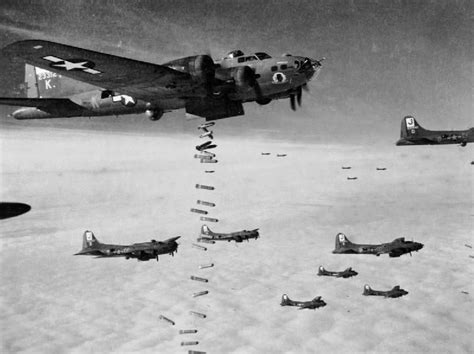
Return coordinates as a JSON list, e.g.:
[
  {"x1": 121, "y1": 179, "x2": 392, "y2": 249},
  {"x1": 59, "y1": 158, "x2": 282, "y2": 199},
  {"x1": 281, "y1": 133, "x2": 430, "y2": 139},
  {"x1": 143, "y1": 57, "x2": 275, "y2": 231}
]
[{"x1": 0, "y1": 0, "x2": 472, "y2": 143}]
